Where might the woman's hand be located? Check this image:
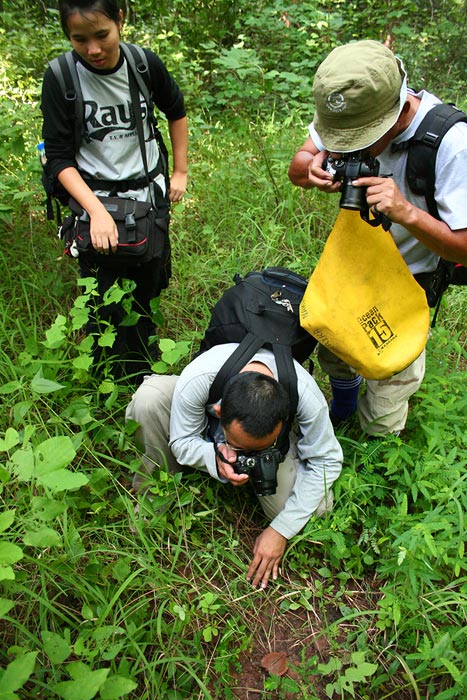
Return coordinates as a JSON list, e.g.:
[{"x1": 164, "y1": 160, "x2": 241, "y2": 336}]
[
  {"x1": 57, "y1": 167, "x2": 118, "y2": 253},
  {"x1": 89, "y1": 206, "x2": 119, "y2": 254},
  {"x1": 169, "y1": 170, "x2": 188, "y2": 202}
]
